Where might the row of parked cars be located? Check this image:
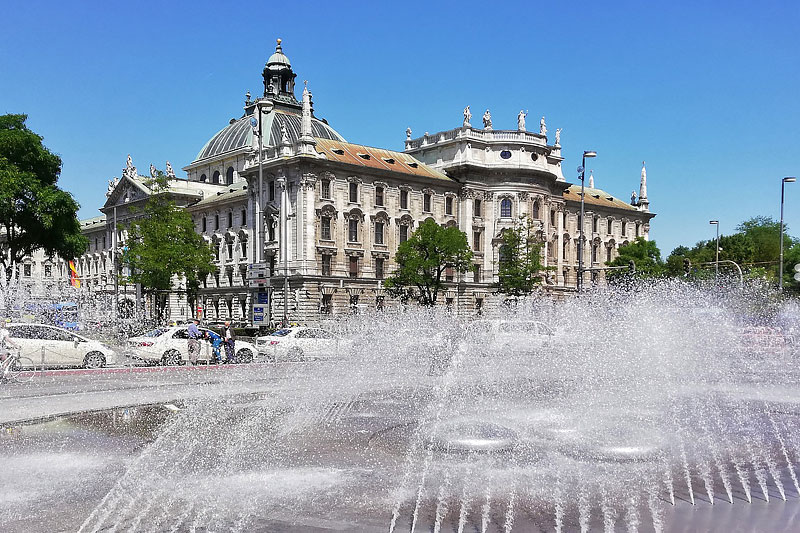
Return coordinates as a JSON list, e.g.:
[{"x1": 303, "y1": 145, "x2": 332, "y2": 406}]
[{"x1": 5, "y1": 319, "x2": 561, "y2": 369}]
